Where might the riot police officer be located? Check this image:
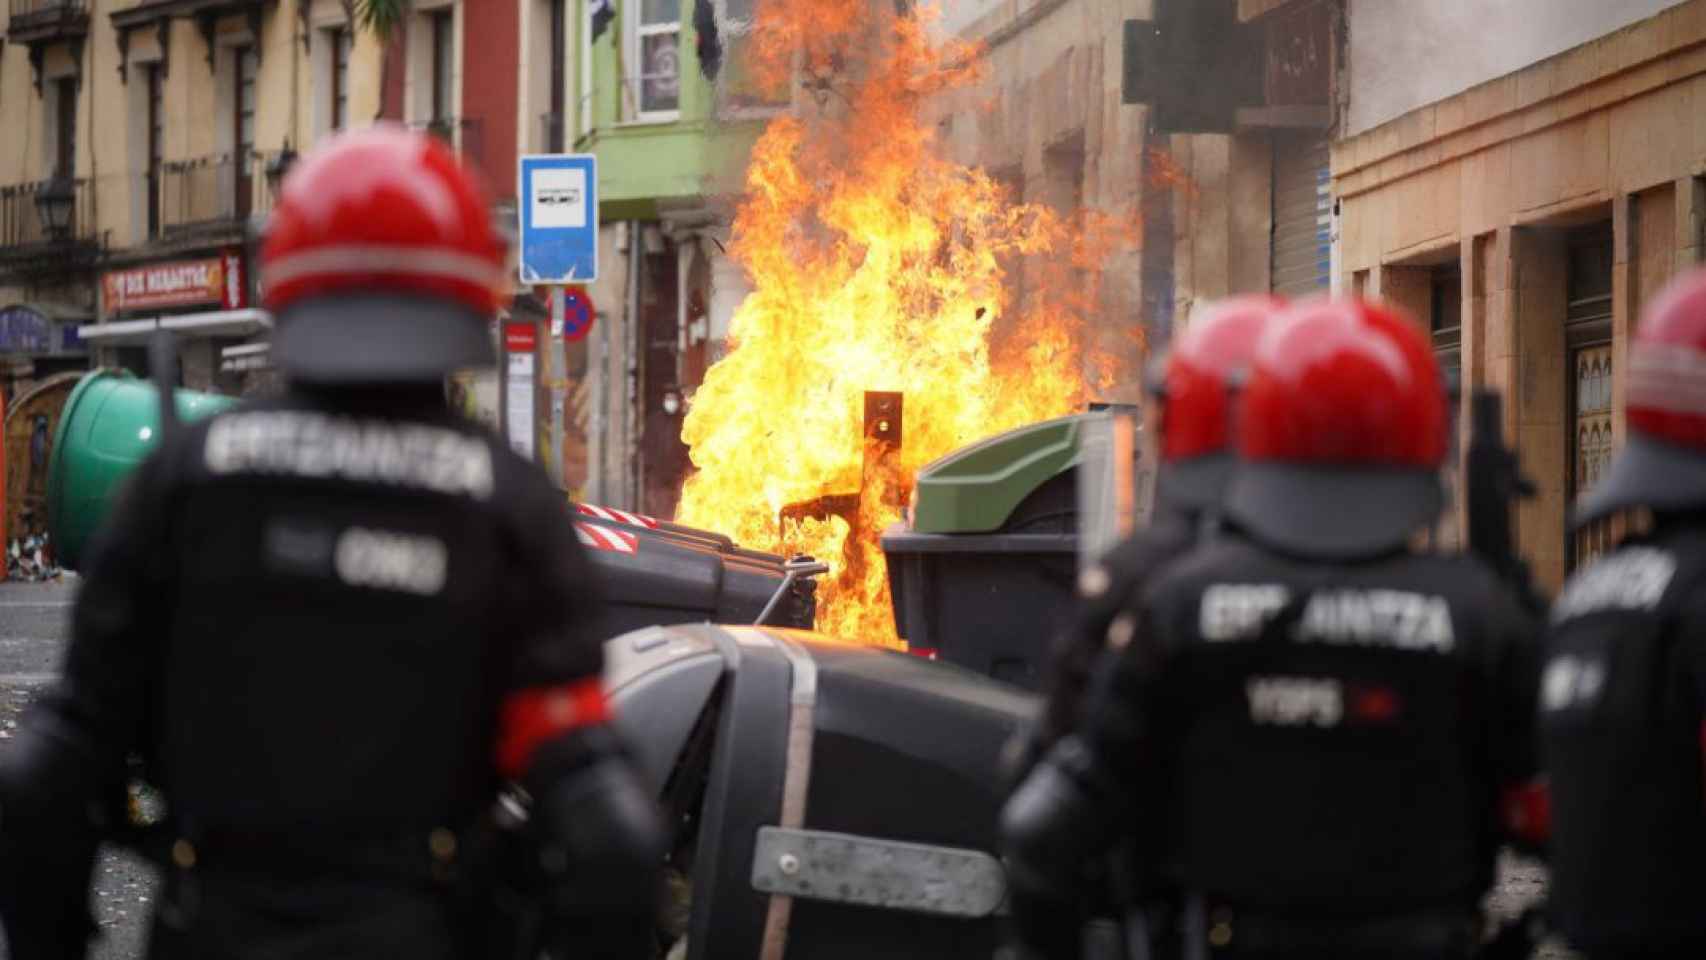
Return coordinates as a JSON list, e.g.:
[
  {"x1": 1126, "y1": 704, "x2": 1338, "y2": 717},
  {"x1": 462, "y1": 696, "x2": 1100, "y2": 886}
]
[
  {"x1": 1003, "y1": 296, "x2": 1281, "y2": 958},
  {"x1": 1003, "y1": 299, "x2": 1543, "y2": 959},
  {"x1": 1020, "y1": 295, "x2": 1284, "y2": 768},
  {"x1": 0, "y1": 128, "x2": 663, "y2": 959},
  {"x1": 1542, "y1": 269, "x2": 1706, "y2": 957}
]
